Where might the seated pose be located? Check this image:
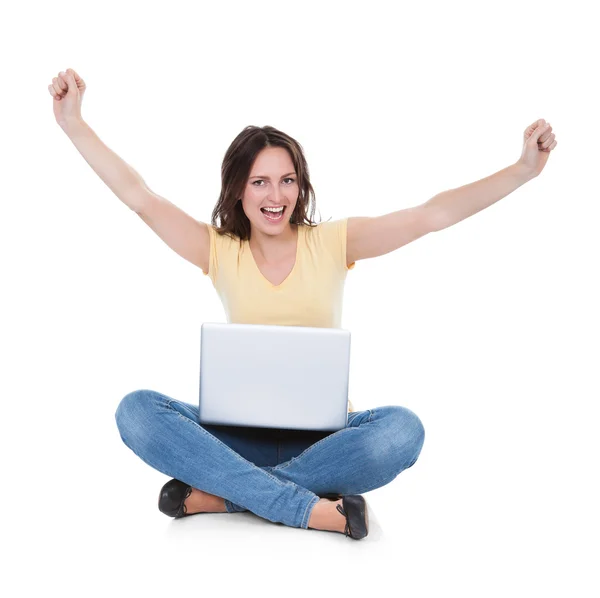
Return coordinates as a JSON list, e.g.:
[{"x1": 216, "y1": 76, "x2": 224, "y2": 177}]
[{"x1": 49, "y1": 68, "x2": 557, "y2": 540}]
